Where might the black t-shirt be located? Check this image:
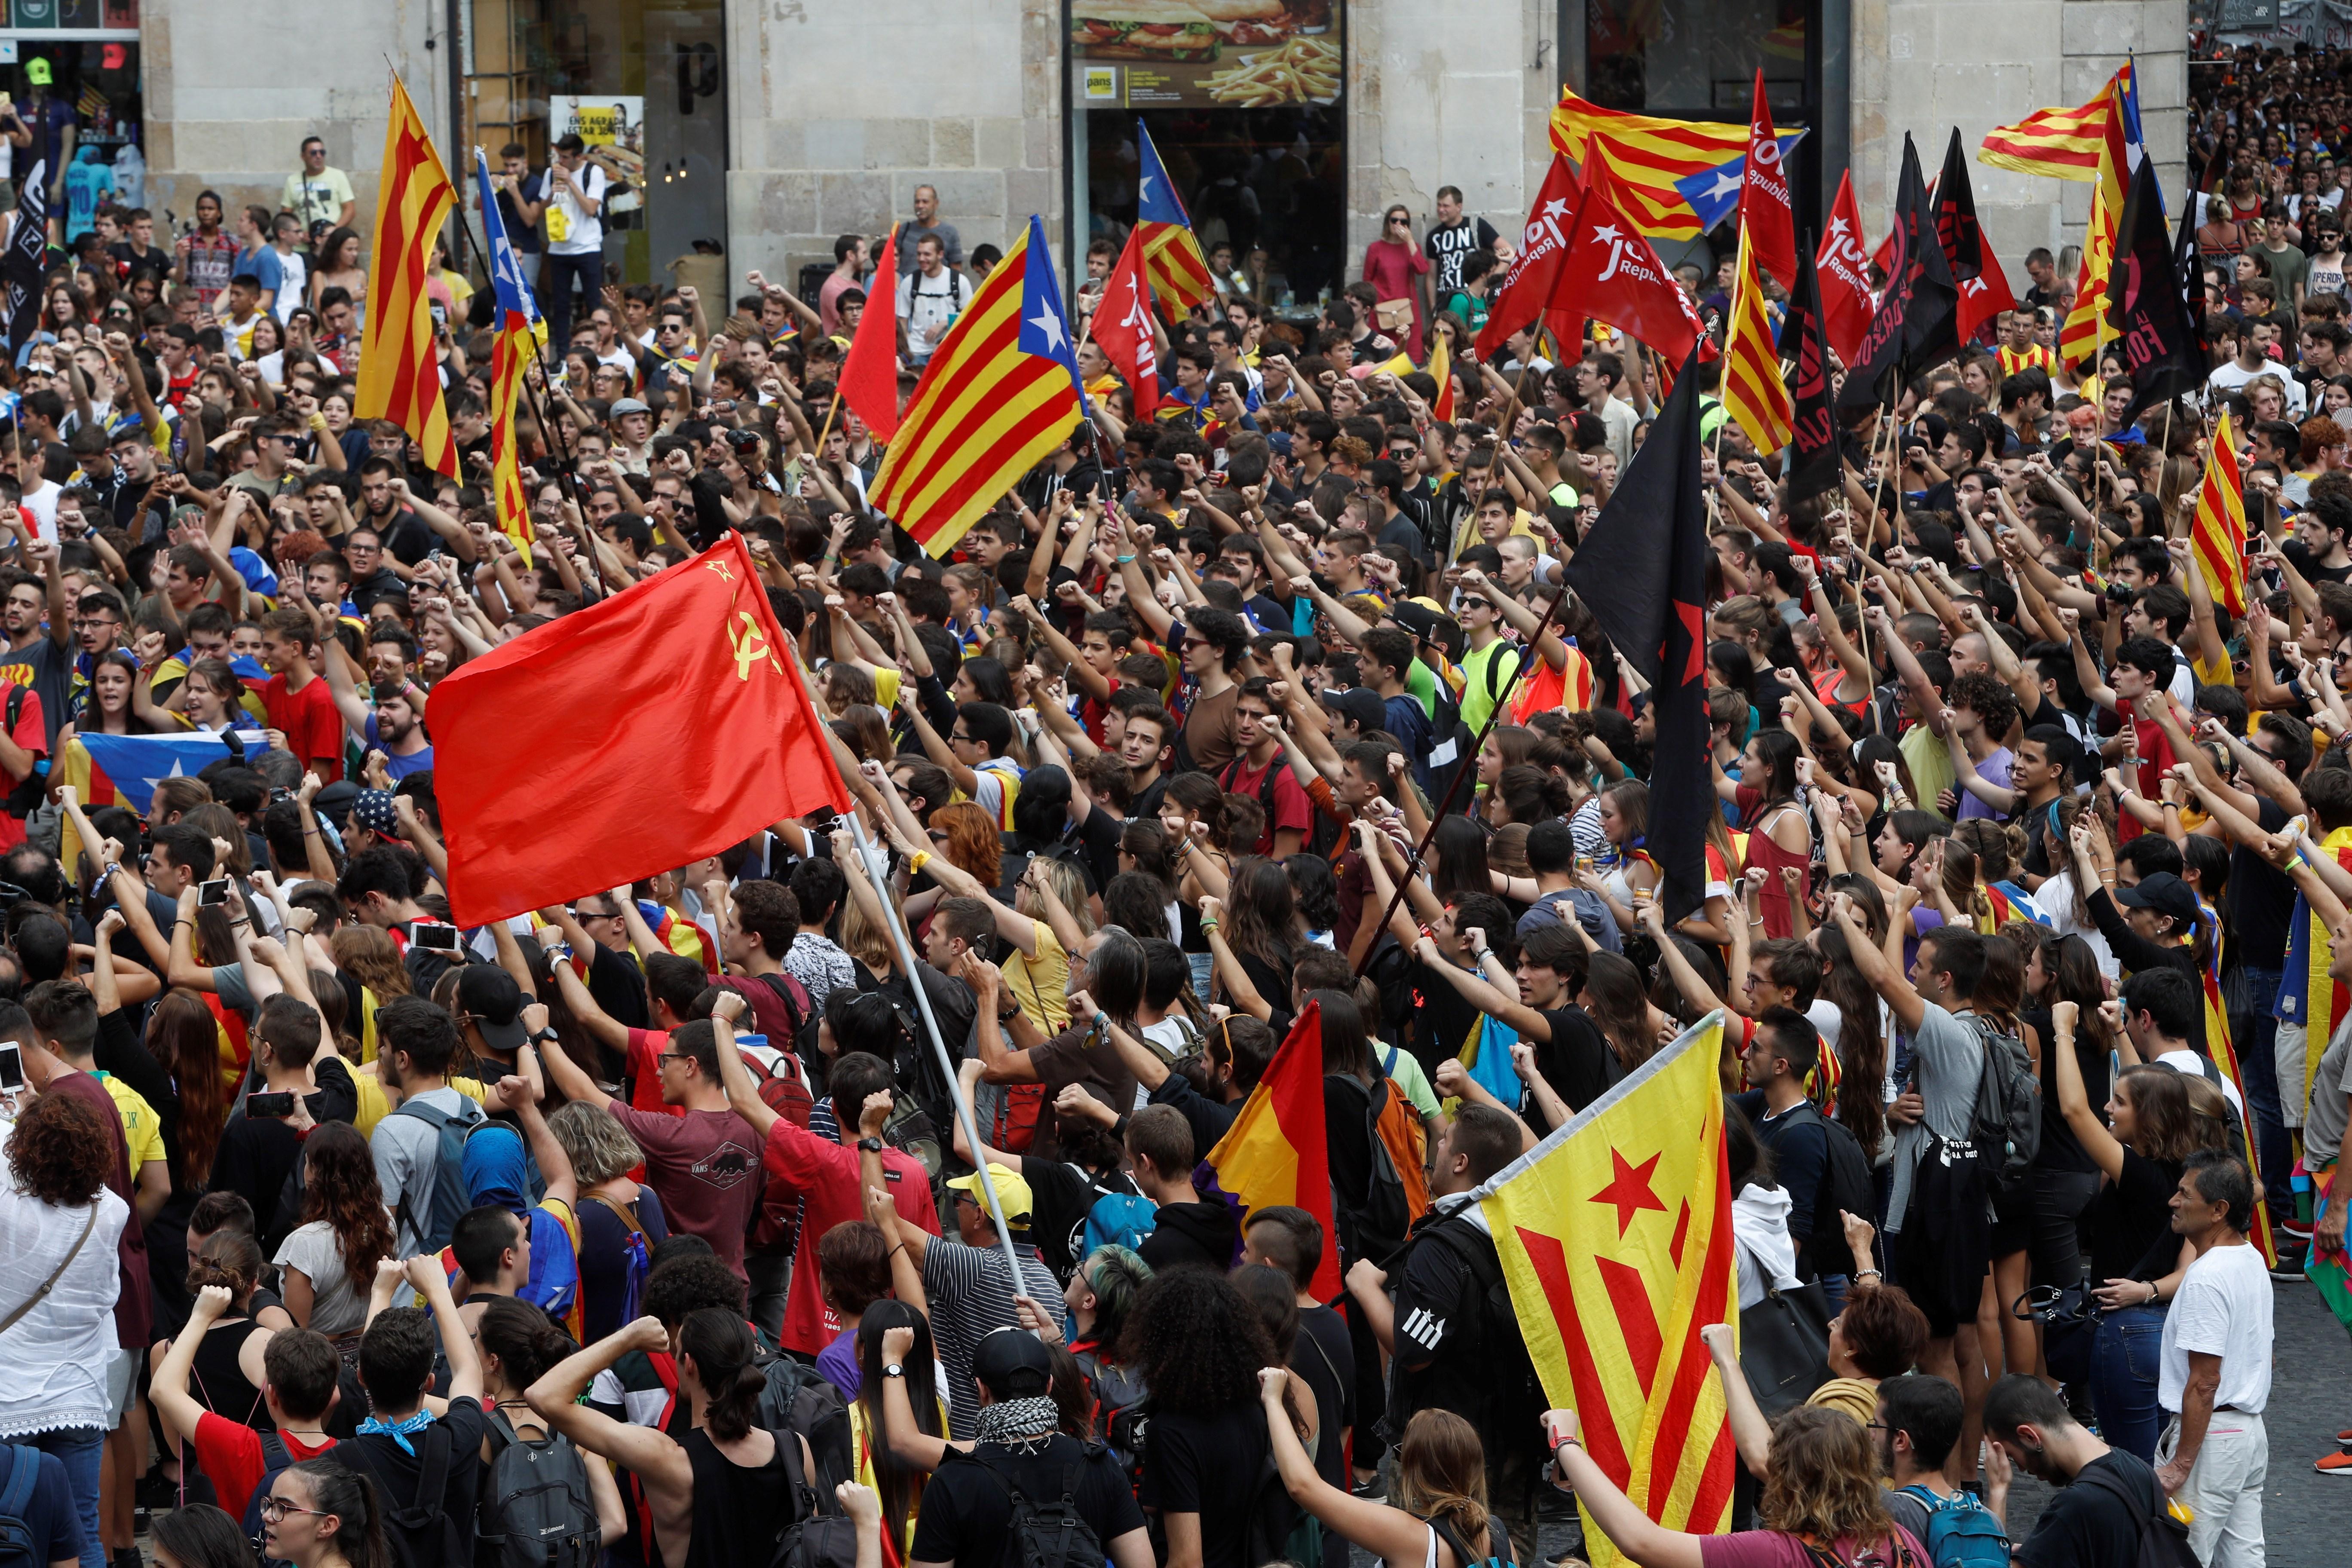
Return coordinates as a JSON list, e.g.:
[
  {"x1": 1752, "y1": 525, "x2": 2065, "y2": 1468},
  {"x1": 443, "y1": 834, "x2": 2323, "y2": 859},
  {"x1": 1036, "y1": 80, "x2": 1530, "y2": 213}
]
[
  {"x1": 1021, "y1": 1157, "x2": 1136, "y2": 1283},
  {"x1": 2021, "y1": 1007, "x2": 2108, "y2": 1178},
  {"x1": 1405, "y1": 959, "x2": 1483, "y2": 1076},
  {"x1": 1140, "y1": 1405, "x2": 1279, "y2": 1568},
  {"x1": 209, "y1": 1056, "x2": 359, "y2": 1250},
  {"x1": 340, "y1": 1399, "x2": 490, "y2": 1558},
  {"x1": 2015, "y1": 1450, "x2": 2157, "y2": 1568},
  {"x1": 2229, "y1": 795, "x2": 2295, "y2": 971},
  {"x1": 1292, "y1": 1302, "x2": 1355, "y2": 1568},
  {"x1": 1528, "y1": 1007, "x2": 1614, "y2": 1128},
  {"x1": 1071, "y1": 802, "x2": 1125, "y2": 892},
  {"x1": 1136, "y1": 1200, "x2": 1238, "y2": 1274},
  {"x1": 910, "y1": 1436, "x2": 1144, "y2": 1564},
  {"x1": 1390, "y1": 1205, "x2": 1482, "y2": 1402},
  {"x1": 2087, "y1": 1147, "x2": 2186, "y2": 1282}
]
